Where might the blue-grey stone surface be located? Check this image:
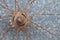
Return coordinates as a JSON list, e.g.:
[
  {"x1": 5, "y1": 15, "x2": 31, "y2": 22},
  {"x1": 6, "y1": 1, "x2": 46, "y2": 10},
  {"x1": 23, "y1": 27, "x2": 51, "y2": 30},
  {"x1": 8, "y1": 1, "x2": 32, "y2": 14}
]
[{"x1": 0, "y1": 0, "x2": 60, "y2": 40}]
